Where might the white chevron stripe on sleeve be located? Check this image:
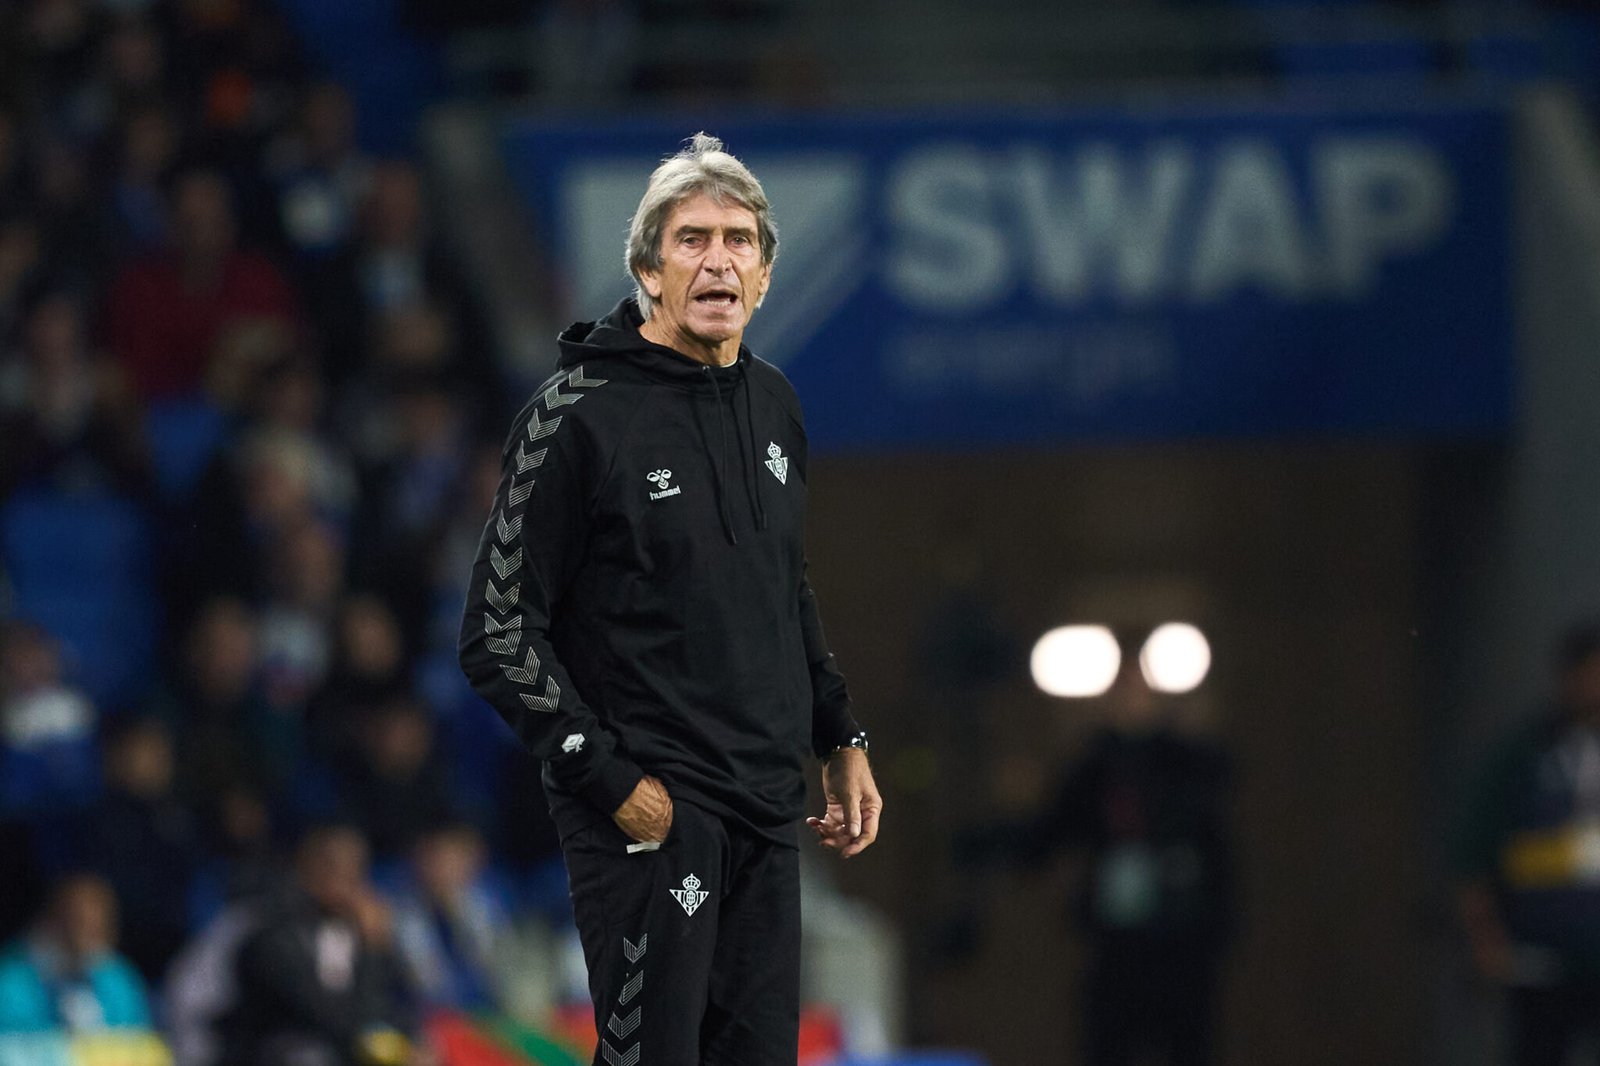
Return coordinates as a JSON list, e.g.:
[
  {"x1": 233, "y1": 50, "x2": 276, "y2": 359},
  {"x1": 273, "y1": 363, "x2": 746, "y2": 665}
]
[
  {"x1": 607, "y1": 1007, "x2": 641, "y2": 1040},
  {"x1": 568, "y1": 366, "x2": 608, "y2": 388},
  {"x1": 505, "y1": 476, "x2": 533, "y2": 508},
  {"x1": 618, "y1": 971, "x2": 643, "y2": 1005},
  {"x1": 543, "y1": 383, "x2": 582, "y2": 408},
  {"x1": 485, "y1": 581, "x2": 520, "y2": 614},
  {"x1": 500, "y1": 647, "x2": 542, "y2": 685},
  {"x1": 495, "y1": 511, "x2": 521, "y2": 544},
  {"x1": 480, "y1": 627, "x2": 518, "y2": 653},
  {"x1": 515, "y1": 444, "x2": 547, "y2": 474},
  {"x1": 623, "y1": 934, "x2": 647, "y2": 964},
  {"x1": 490, "y1": 544, "x2": 523, "y2": 580},
  {"x1": 527, "y1": 410, "x2": 562, "y2": 441},
  {"x1": 519, "y1": 676, "x2": 561, "y2": 713},
  {"x1": 600, "y1": 1040, "x2": 639, "y2": 1066}
]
